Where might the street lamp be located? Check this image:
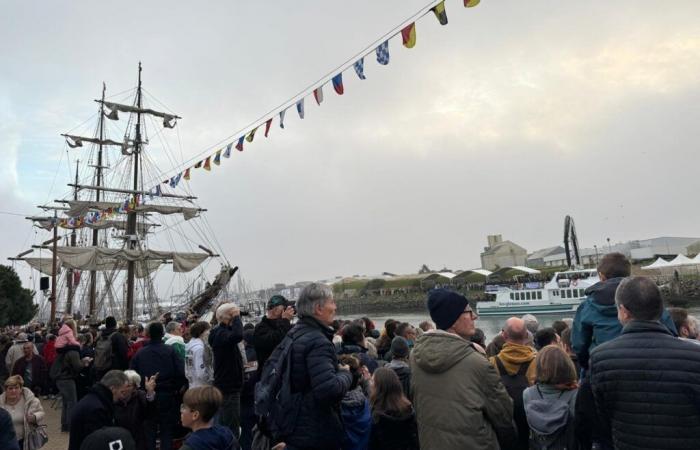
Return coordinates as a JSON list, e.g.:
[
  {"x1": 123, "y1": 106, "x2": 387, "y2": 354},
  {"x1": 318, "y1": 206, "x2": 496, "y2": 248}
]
[
  {"x1": 606, "y1": 237, "x2": 611, "y2": 253},
  {"x1": 594, "y1": 245, "x2": 599, "y2": 264}
]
